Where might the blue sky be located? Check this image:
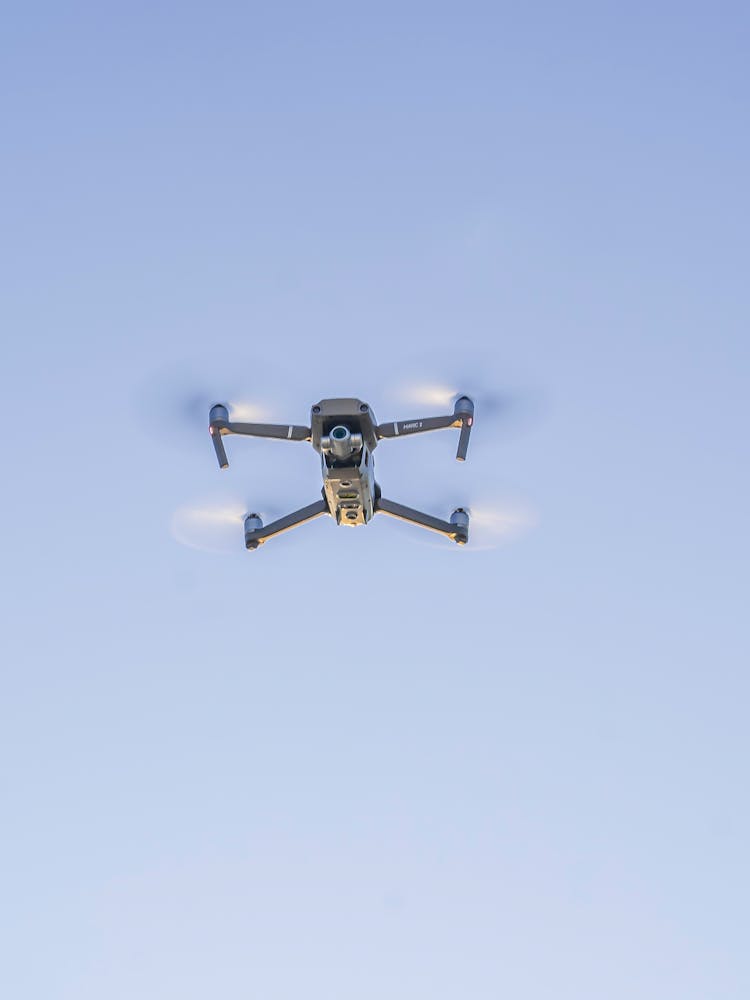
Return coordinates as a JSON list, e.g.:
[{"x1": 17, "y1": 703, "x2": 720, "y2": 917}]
[{"x1": 2, "y1": 3, "x2": 749, "y2": 997}]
